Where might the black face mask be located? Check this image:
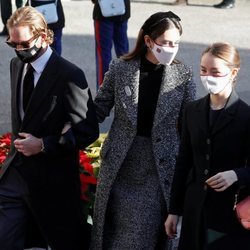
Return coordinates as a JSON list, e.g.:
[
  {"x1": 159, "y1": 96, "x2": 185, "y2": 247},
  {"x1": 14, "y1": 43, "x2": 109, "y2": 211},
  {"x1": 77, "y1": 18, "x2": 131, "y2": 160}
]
[{"x1": 15, "y1": 44, "x2": 42, "y2": 63}]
